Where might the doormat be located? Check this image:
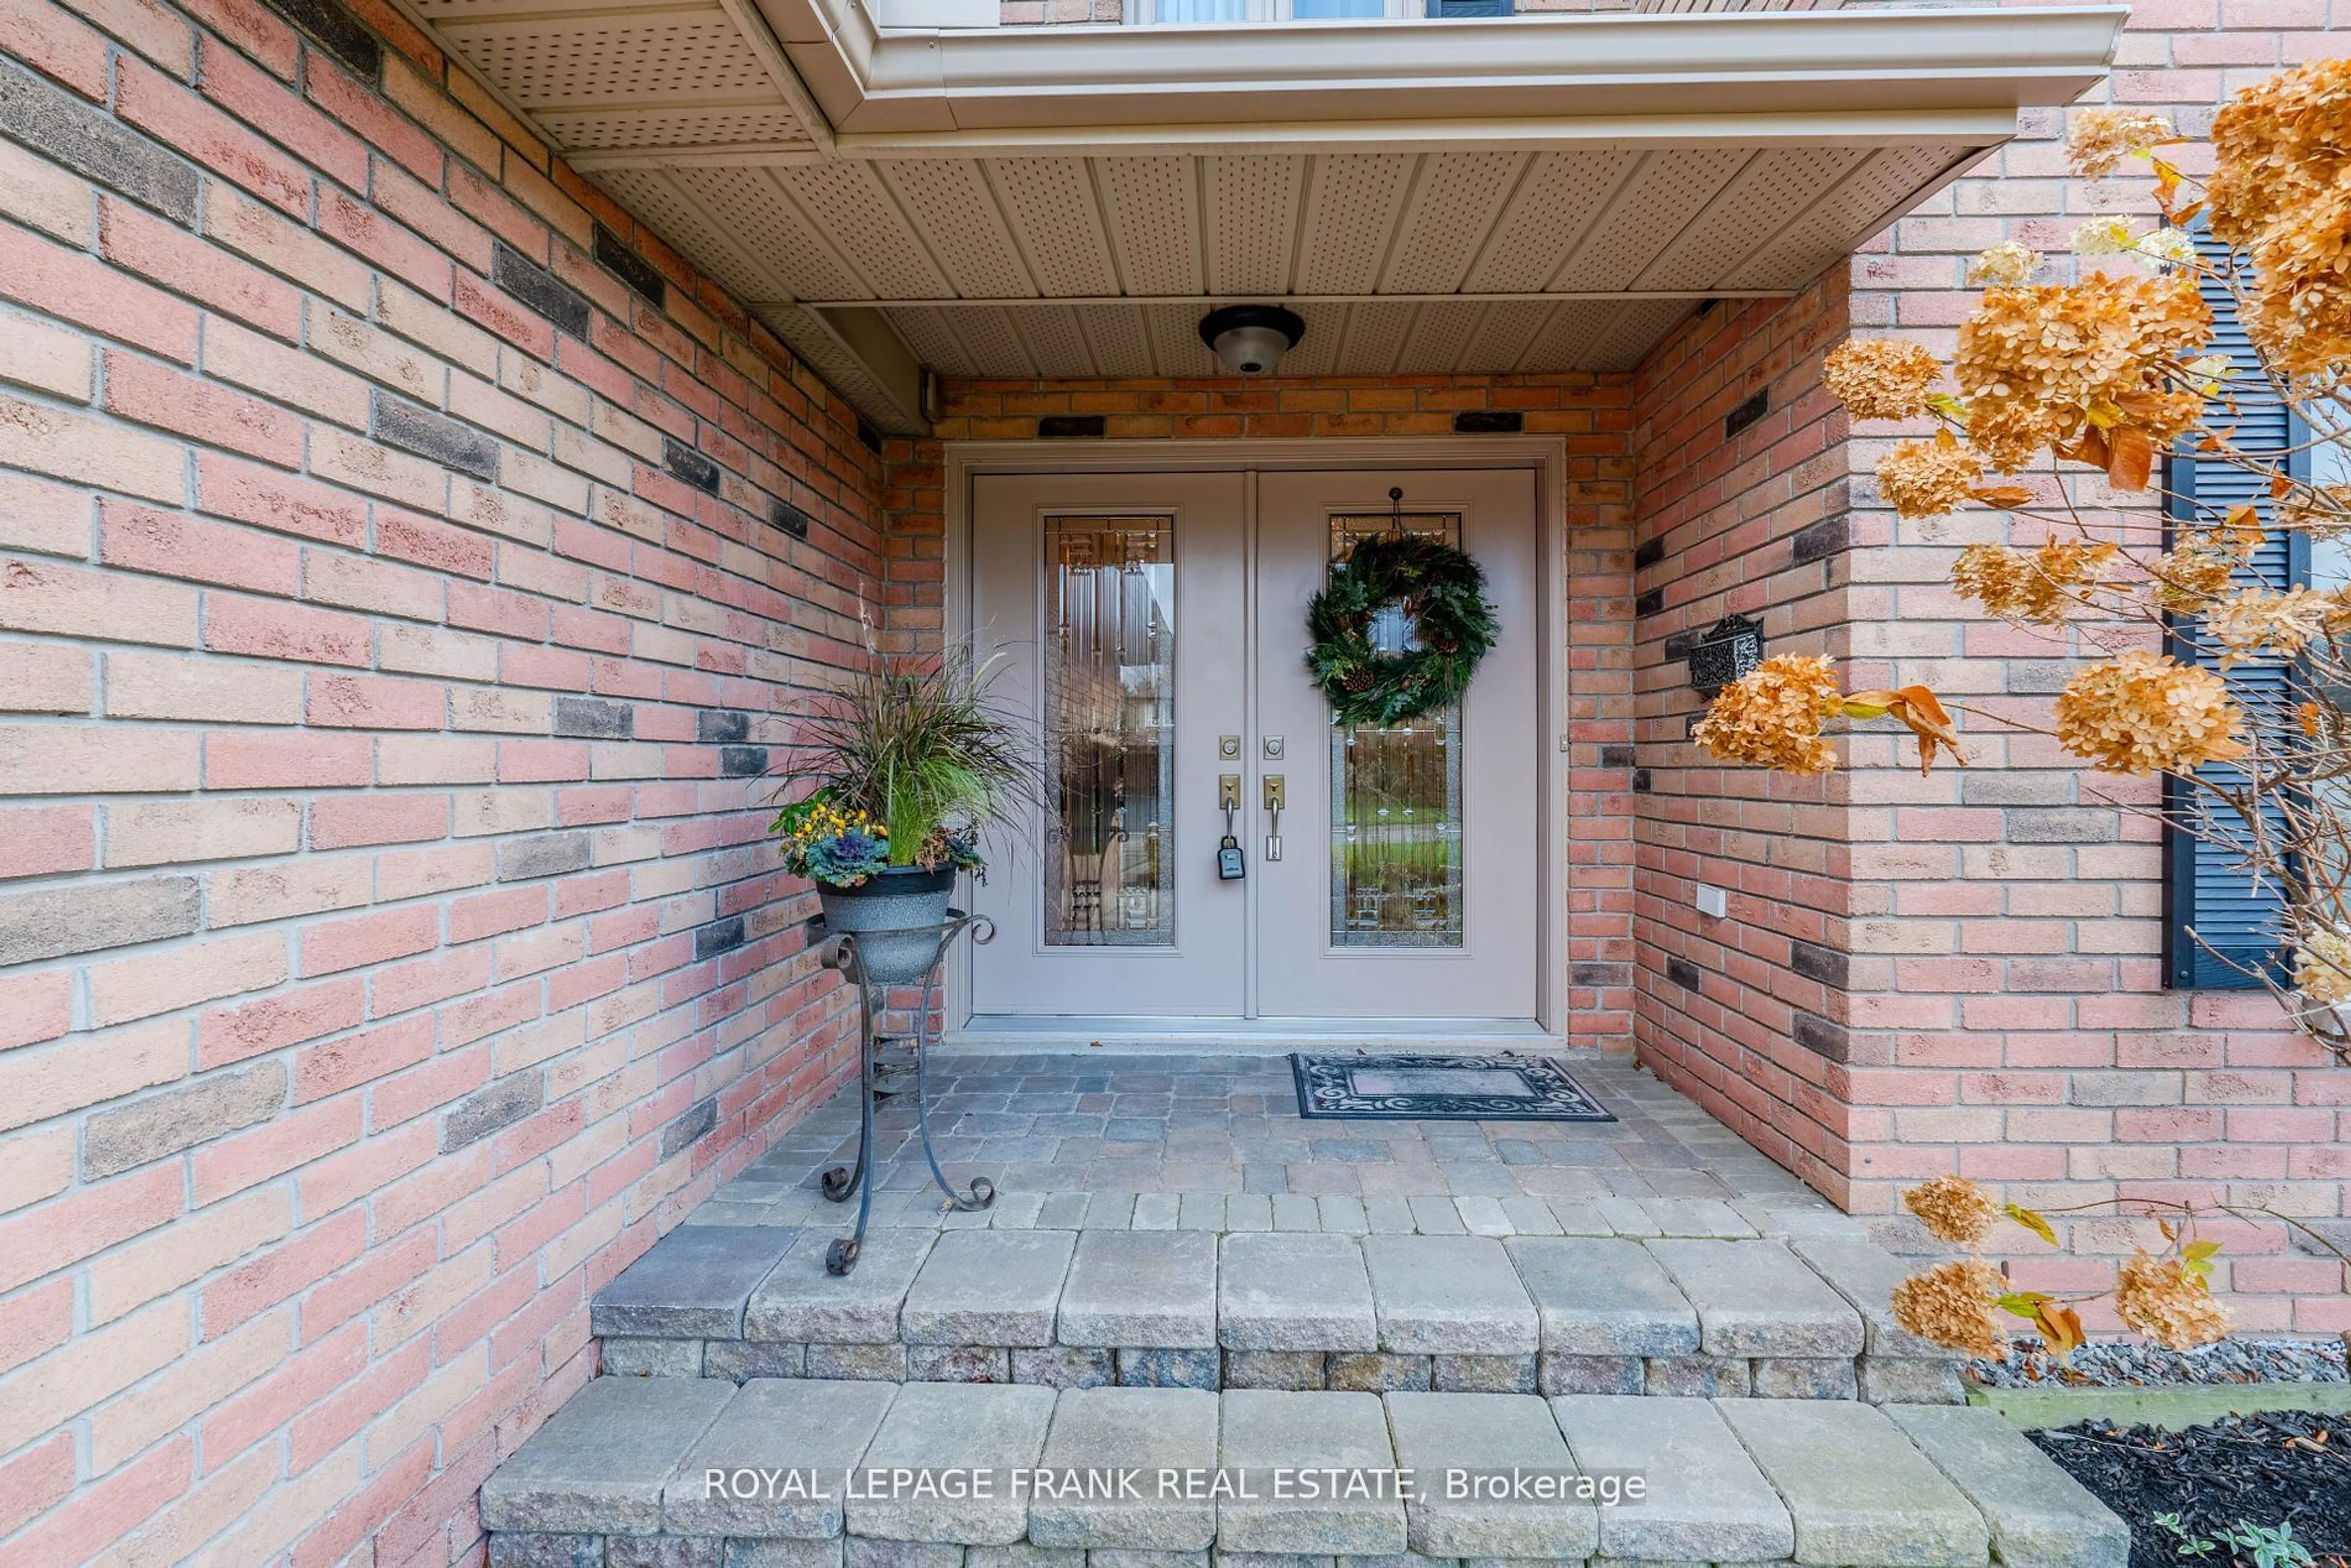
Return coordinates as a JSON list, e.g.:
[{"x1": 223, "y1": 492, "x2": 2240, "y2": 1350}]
[{"x1": 1289, "y1": 1054, "x2": 1614, "y2": 1122}]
